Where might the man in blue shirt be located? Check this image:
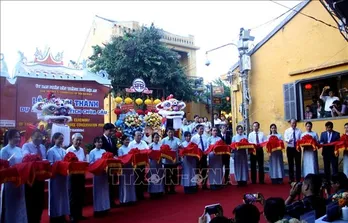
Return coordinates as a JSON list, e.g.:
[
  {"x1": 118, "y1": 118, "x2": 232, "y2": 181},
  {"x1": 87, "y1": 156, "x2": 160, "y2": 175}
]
[{"x1": 161, "y1": 128, "x2": 181, "y2": 194}]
